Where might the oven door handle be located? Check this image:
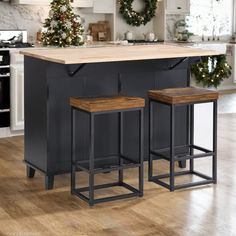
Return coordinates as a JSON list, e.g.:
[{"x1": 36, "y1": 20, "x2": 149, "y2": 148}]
[
  {"x1": 0, "y1": 74, "x2": 10, "y2": 77},
  {"x1": 0, "y1": 109, "x2": 10, "y2": 113},
  {"x1": 0, "y1": 65, "x2": 10, "y2": 68}
]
